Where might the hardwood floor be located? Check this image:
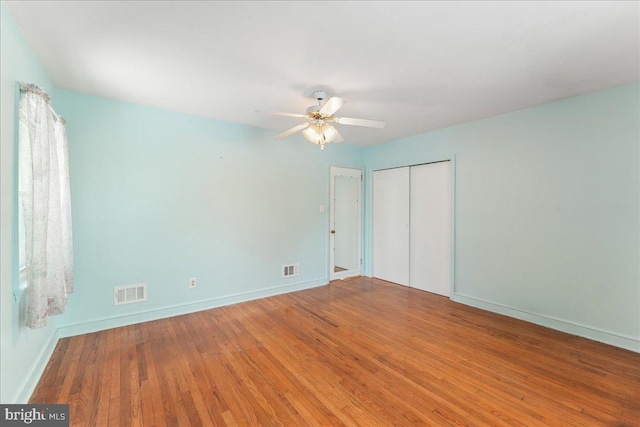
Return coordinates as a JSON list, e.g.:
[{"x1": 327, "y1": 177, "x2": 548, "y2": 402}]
[{"x1": 31, "y1": 277, "x2": 639, "y2": 426}]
